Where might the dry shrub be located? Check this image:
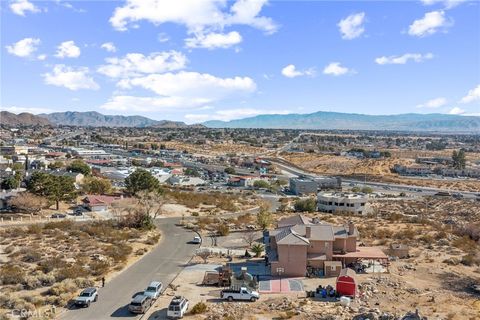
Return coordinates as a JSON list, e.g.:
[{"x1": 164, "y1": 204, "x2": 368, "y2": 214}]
[
  {"x1": 0, "y1": 264, "x2": 26, "y2": 285},
  {"x1": 89, "y1": 261, "x2": 110, "y2": 276},
  {"x1": 20, "y1": 248, "x2": 42, "y2": 263},
  {"x1": 452, "y1": 236, "x2": 478, "y2": 253},
  {"x1": 103, "y1": 243, "x2": 132, "y2": 262},
  {"x1": 215, "y1": 223, "x2": 230, "y2": 236},
  {"x1": 190, "y1": 301, "x2": 208, "y2": 314},
  {"x1": 73, "y1": 278, "x2": 95, "y2": 288},
  {"x1": 145, "y1": 234, "x2": 160, "y2": 245},
  {"x1": 55, "y1": 265, "x2": 89, "y2": 282},
  {"x1": 47, "y1": 279, "x2": 77, "y2": 296},
  {"x1": 39, "y1": 257, "x2": 67, "y2": 273}
]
